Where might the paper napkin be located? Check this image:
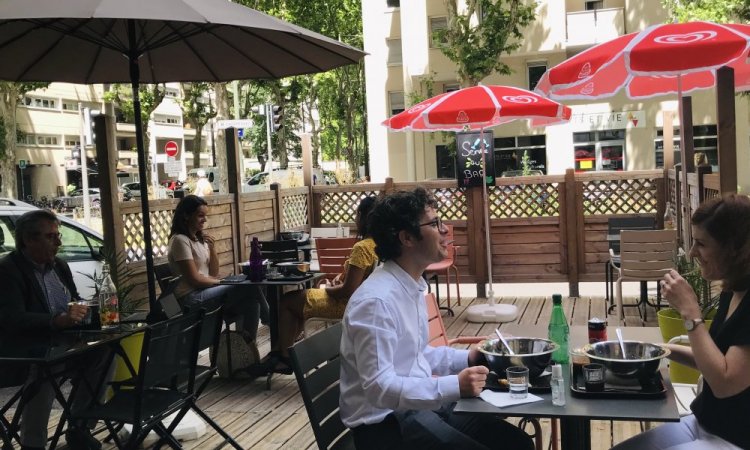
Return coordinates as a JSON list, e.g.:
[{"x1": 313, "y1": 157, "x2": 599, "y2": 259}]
[{"x1": 479, "y1": 390, "x2": 544, "y2": 408}]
